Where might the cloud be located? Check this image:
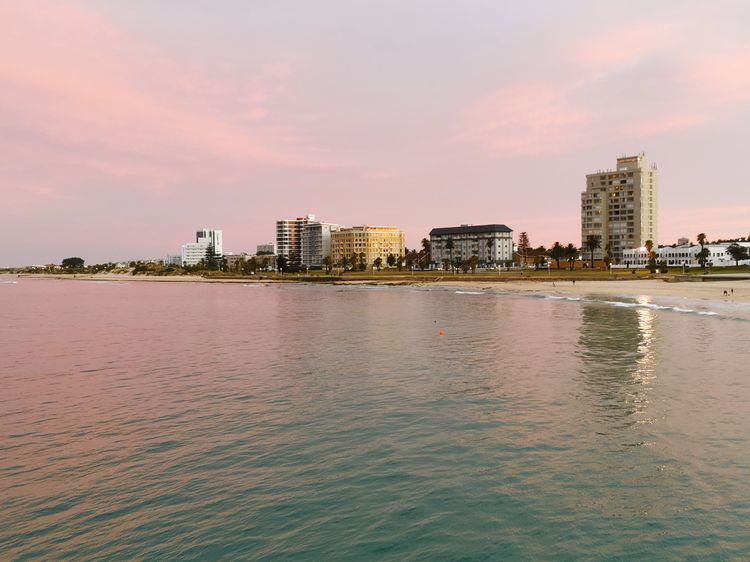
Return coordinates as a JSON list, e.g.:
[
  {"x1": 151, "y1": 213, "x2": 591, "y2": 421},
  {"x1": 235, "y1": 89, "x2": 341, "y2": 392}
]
[
  {"x1": 455, "y1": 82, "x2": 593, "y2": 155},
  {"x1": 455, "y1": 17, "x2": 750, "y2": 155},
  {"x1": 0, "y1": 0, "x2": 337, "y2": 197}
]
